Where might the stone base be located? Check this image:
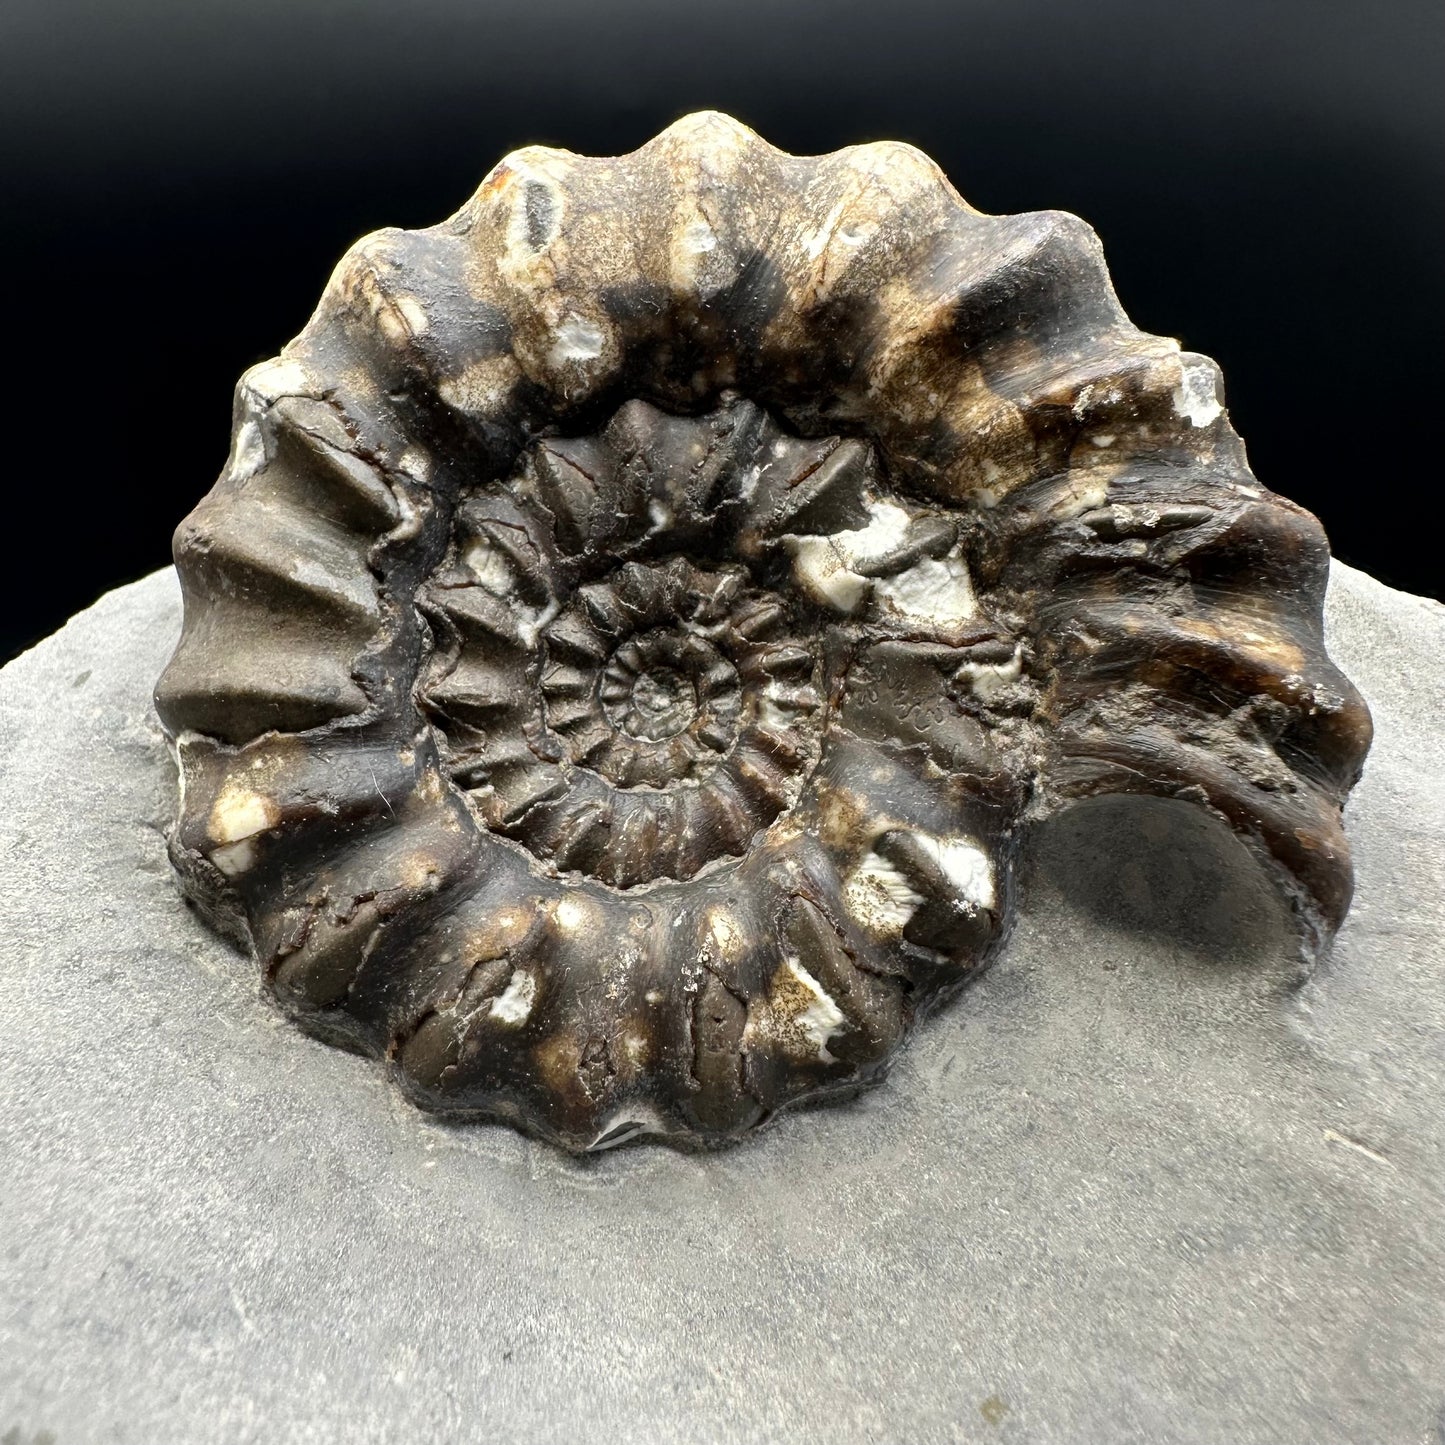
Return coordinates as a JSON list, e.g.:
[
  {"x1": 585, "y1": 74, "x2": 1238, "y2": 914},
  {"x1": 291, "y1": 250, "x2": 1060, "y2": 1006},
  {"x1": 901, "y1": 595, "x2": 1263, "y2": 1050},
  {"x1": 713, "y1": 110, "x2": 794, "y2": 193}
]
[{"x1": 1, "y1": 563, "x2": 1442, "y2": 1444}]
